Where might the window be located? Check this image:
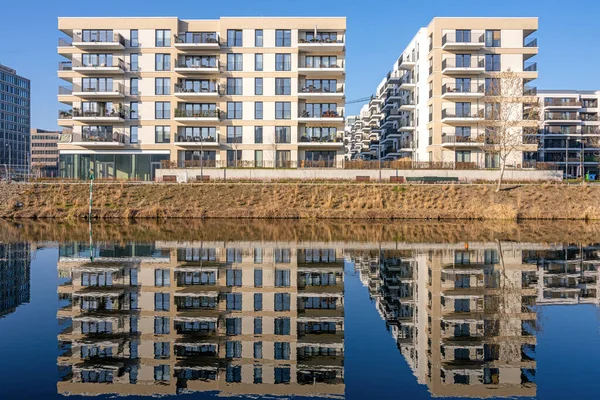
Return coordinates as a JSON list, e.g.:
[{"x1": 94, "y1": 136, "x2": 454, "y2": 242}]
[
  {"x1": 154, "y1": 293, "x2": 170, "y2": 311},
  {"x1": 276, "y1": 29, "x2": 292, "y2": 47},
  {"x1": 226, "y1": 269, "x2": 243, "y2": 286},
  {"x1": 303, "y1": 79, "x2": 337, "y2": 93},
  {"x1": 254, "y1": 248, "x2": 263, "y2": 263},
  {"x1": 455, "y1": 29, "x2": 471, "y2": 42},
  {"x1": 303, "y1": 103, "x2": 338, "y2": 118},
  {"x1": 155, "y1": 29, "x2": 171, "y2": 47},
  {"x1": 226, "y1": 293, "x2": 242, "y2": 310},
  {"x1": 254, "y1": 342, "x2": 263, "y2": 359},
  {"x1": 181, "y1": 55, "x2": 216, "y2": 68},
  {"x1": 485, "y1": 54, "x2": 501, "y2": 72},
  {"x1": 225, "y1": 341, "x2": 242, "y2": 358},
  {"x1": 155, "y1": 78, "x2": 171, "y2": 95},
  {"x1": 254, "y1": 126, "x2": 263, "y2": 144},
  {"x1": 455, "y1": 54, "x2": 471, "y2": 68},
  {"x1": 275, "y1": 126, "x2": 291, "y2": 143},
  {"x1": 155, "y1": 269, "x2": 170, "y2": 287},
  {"x1": 154, "y1": 342, "x2": 170, "y2": 359},
  {"x1": 129, "y1": 101, "x2": 139, "y2": 119},
  {"x1": 456, "y1": 126, "x2": 471, "y2": 139},
  {"x1": 275, "y1": 269, "x2": 291, "y2": 287},
  {"x1": 155, "y1": 54, "x2": 171, "y2": 71},
  {"x1": 274, "y1": 367, "x2": 291, "y2": 384},
  {"x1": 154, "y1": 365, "x2": 170, "y2": 382},
  {"x1": 254, "y1": 293, "x2": 263, "y2": 311},
  {"x1": 275, "y1": 293, "x2": 290, "y2": 311},
  {"x1": 227, "y1": 126, "x2": 243, "y2": 143},
  {"x1": 255, "y1": 29, "x2": 263, "y2": 47},
  {"x1": 82, "y1": 53, "x2": 113, "y2": 67},
  {"x1": 255, "y1": 78, "x2": 263, "y2": 95},
  {"x1": 276, "y1": 54, "x2": 291, "y2": 71},
  {"x1": 455, "y1": 78, "x2": 471, "y2": 93},
  {"x1": 130, "y1": 53, "x2": 139, "y2": 71},
  {"x1": 130, "y1": 29, "x2": 139, "y2": 47},
  {"x1": 455, "y1": 102, "x2": 471, "y2": 117},
  {"x1": 255, "y1": 102, "x2": 263, "y2": 119},
  {"x1": 455, "y1": 298, "x2": 471, "y2": 312},
  {"x1": 254, "y1": 317, "x2": 263, "y2": 334},
  {"x1": 275, "y1": 102, "x2": 291, "y2": 119},
  {"x1": 227, "y1": 102, "x2": 243, "y2": 119},
  {"x1": 305, "y1": 55, "x2": 337, "y2": 68},
  {"x1": 274, "y1": 342, "x2": 290, "y2": 360},
  {"x1": 255, "y1": 150, "x2": 263, "y2": 167},
  {"x1": 226, "y1": 317, "x2": 242, "y2": 335},
  {"x1": 130, "y1": 78, "x2": 138, "y2": 95},
  {"x1": 226, "y1": 366, "x2": 242, "y2": 383},
  {"x1": 130, "y1": 126, "x2": 138, "y2": 144},
  {"x1": 485, "y1": 30, "x2": 501, "y2": 47},
  {"x1": 154, "y1": 126, "x2": 171, "y2": 143},
  {"x1": 227, "y1": 77, "x2": 243, "y2": 95},
  {"x1": 227, "y1": 53, "x2": 243, "y2": 71},
  {"x1": 254, "y1": 268, "x2": 263, "y2": 287},
  {"x1": 255, "y1": 54, "x2": 263, "y2": 71},
  {"x1": 155, "y1": 102, "x2": 171, "y2": 119},
  {"x1": 274, "y1": 317, "x2": 290, "y2": 335},
  {"x1": 154, "y1": 317, "x2": 170, "y2": 334},
  {"x1": 227, "y1": 29, "x2": 243, "y2": 47},
  {"x1": 275, "y1": 78, "x2": 291, "y2": 95}
]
